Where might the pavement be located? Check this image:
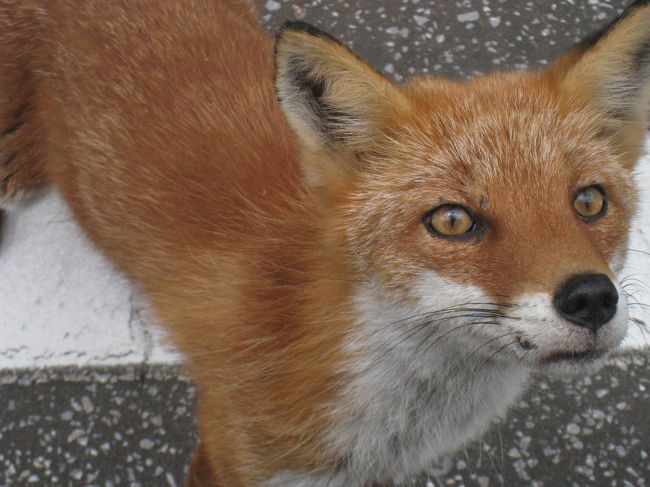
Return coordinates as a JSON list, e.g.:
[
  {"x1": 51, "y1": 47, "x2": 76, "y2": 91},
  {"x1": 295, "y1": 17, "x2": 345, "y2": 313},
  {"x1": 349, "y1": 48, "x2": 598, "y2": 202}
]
[{"x1": 2, "y1": 1, "x2": 650, "y2": 486}]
